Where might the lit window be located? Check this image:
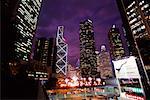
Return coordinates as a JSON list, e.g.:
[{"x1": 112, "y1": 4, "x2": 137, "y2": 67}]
[
  {"x1": 129, "y1": 18, "x2": 137, "y2": 24},
  {"x1": 128, "y1": 1, "x2": 135, "y2": 9},
  {"x1": 141, "y1": 25, "x2": 145, "y2": 29},
  {"x1": 130, "y1": 9, "x2": 134, "y2": 13},
  {"x1": 133, "y1": 30, "x2": 136, "y2": 34},
  {"x1": 139, "y1": 2, "x2": 142, "y2": 6},
  {"x1": 144, "y1": 4, "x2": 149, "y2": 8},
  {"x1": 141, "y1": 7, "x2": 144, "y2": 10}
]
